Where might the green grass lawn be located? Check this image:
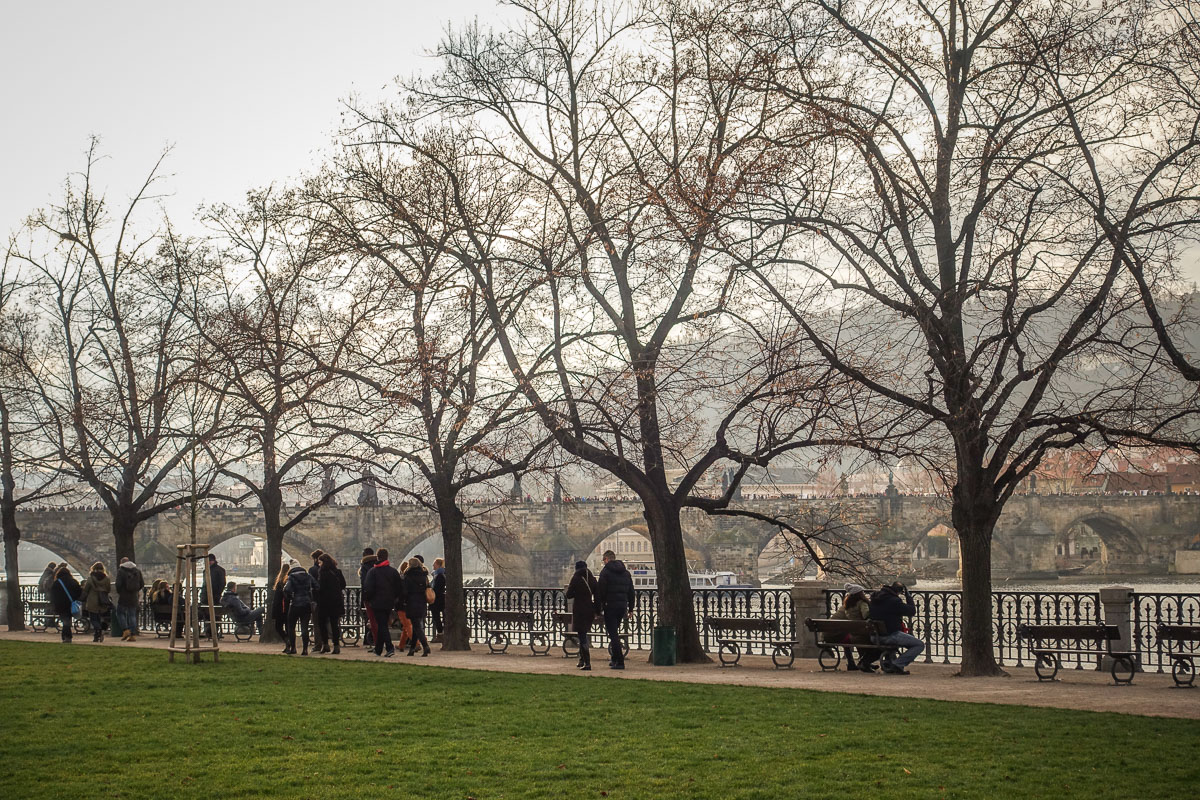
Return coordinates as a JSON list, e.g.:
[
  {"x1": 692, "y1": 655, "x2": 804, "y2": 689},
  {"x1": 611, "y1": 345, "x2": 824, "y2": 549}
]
[{"x1": 0, "y1": 640, "x2": 1196, "y2": 799}]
